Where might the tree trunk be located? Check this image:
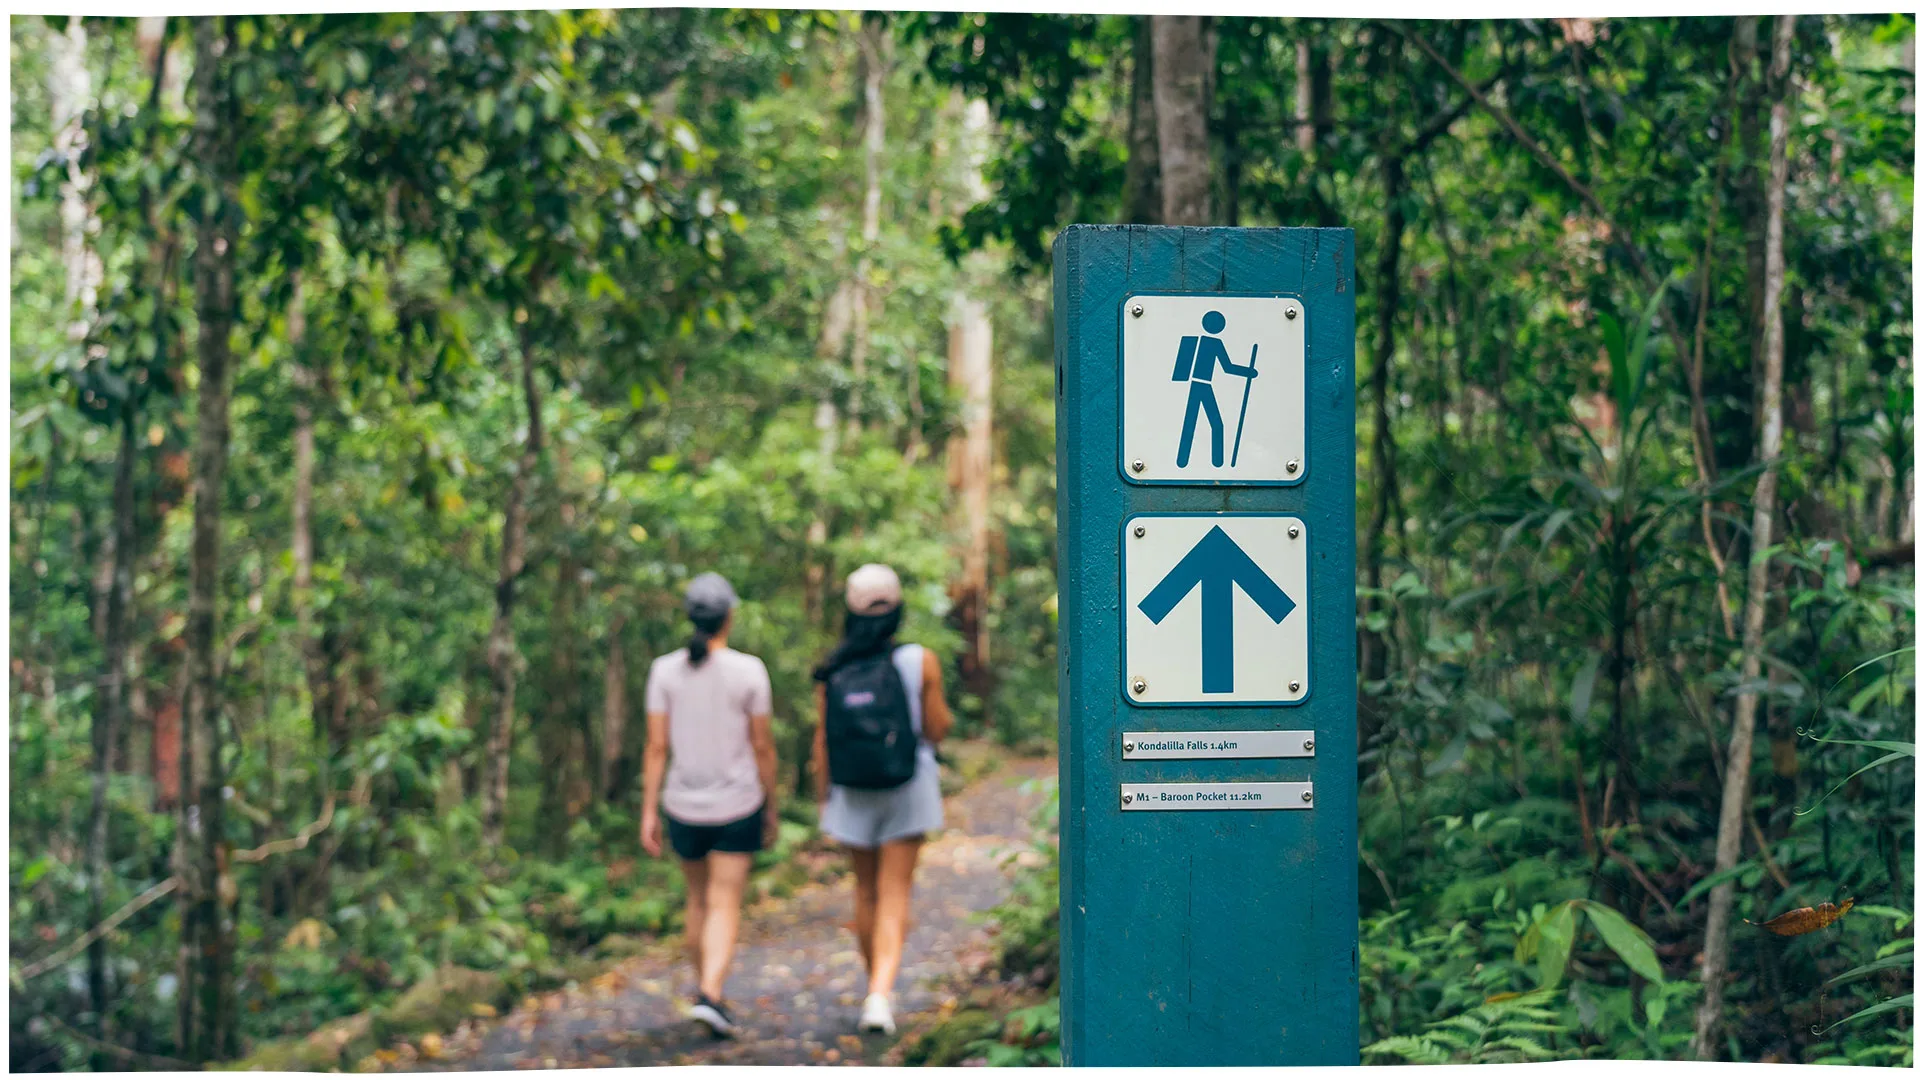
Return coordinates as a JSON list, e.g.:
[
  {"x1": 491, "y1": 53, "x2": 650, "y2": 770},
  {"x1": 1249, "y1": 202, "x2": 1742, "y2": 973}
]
[
  {"x1": 536, "y1": 551, "x2": 585, "y2": 852},
  {"x1": 1123, "y1": 18, "x2": 1161, "y2": 225},
  {"x1": 1294, "y1": 38, "x2": 1314, "y2": 154},
  {"x1": 86, "y1": 406, "x2": 135, "y2": 1063},
  {"x1": 1693, "y1": 14, "x2": 1796, "y2": 1060},
  {"x1": 177, "y1": 16, "x2": 238, "y2": 1063},
  {"x1": 287, "y1": 270, "x2": 339, "y2": 838},
  {"x1": 600, "y1": 611, "x2": 627, "y2": 800},
  {"x1": 482, "y1": 316, "x2": 544, "y2": 851},
  {"x1": 50, "y1": 15, "x2": 101, "y2": 339},
  {"x1": 848, "y1": 15, "x2": 888, "y2": 433},
  {"x1": 1360, "y1": 151, "x2": 1407, "y2": 702},
  {"x1": 947, "y1": 294, "x2": 995, "y2": 727},
  {"x1": 52, "y1": 14, "x2": 118, "y2": 1062},
  {"x1": 1152, "y1": 15, "x2": 1213, "y2": 226},
  {"x1": 945, "y1": 96, "x2": 996, "y2": 728},
  {"x1": 1299, "y1": 36, "x2": 1339, "y2": 227},
  {"x1": 1731, "y1": 17, "x2": 1768, "y2": 462}
]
